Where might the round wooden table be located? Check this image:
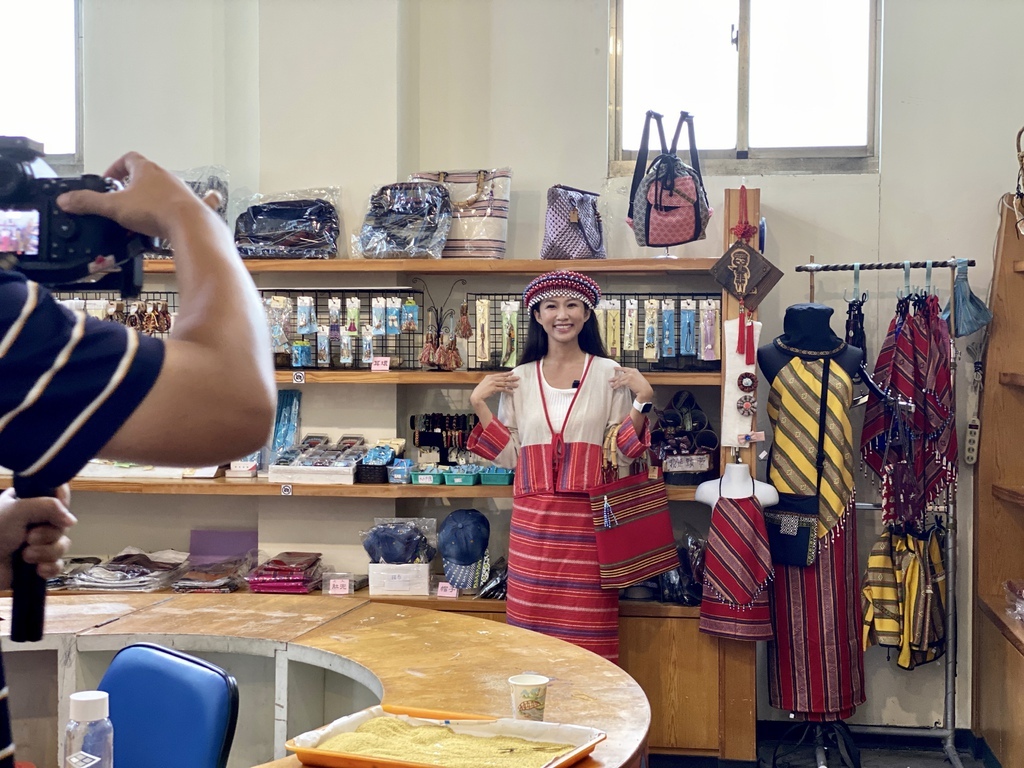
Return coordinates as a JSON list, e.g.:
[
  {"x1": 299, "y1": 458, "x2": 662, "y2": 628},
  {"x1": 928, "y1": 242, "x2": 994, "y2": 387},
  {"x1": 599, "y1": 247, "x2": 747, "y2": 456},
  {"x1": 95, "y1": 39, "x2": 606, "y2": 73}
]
[{"x1": 1, "y1": 592, "x2": 650, "y2": 768}]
